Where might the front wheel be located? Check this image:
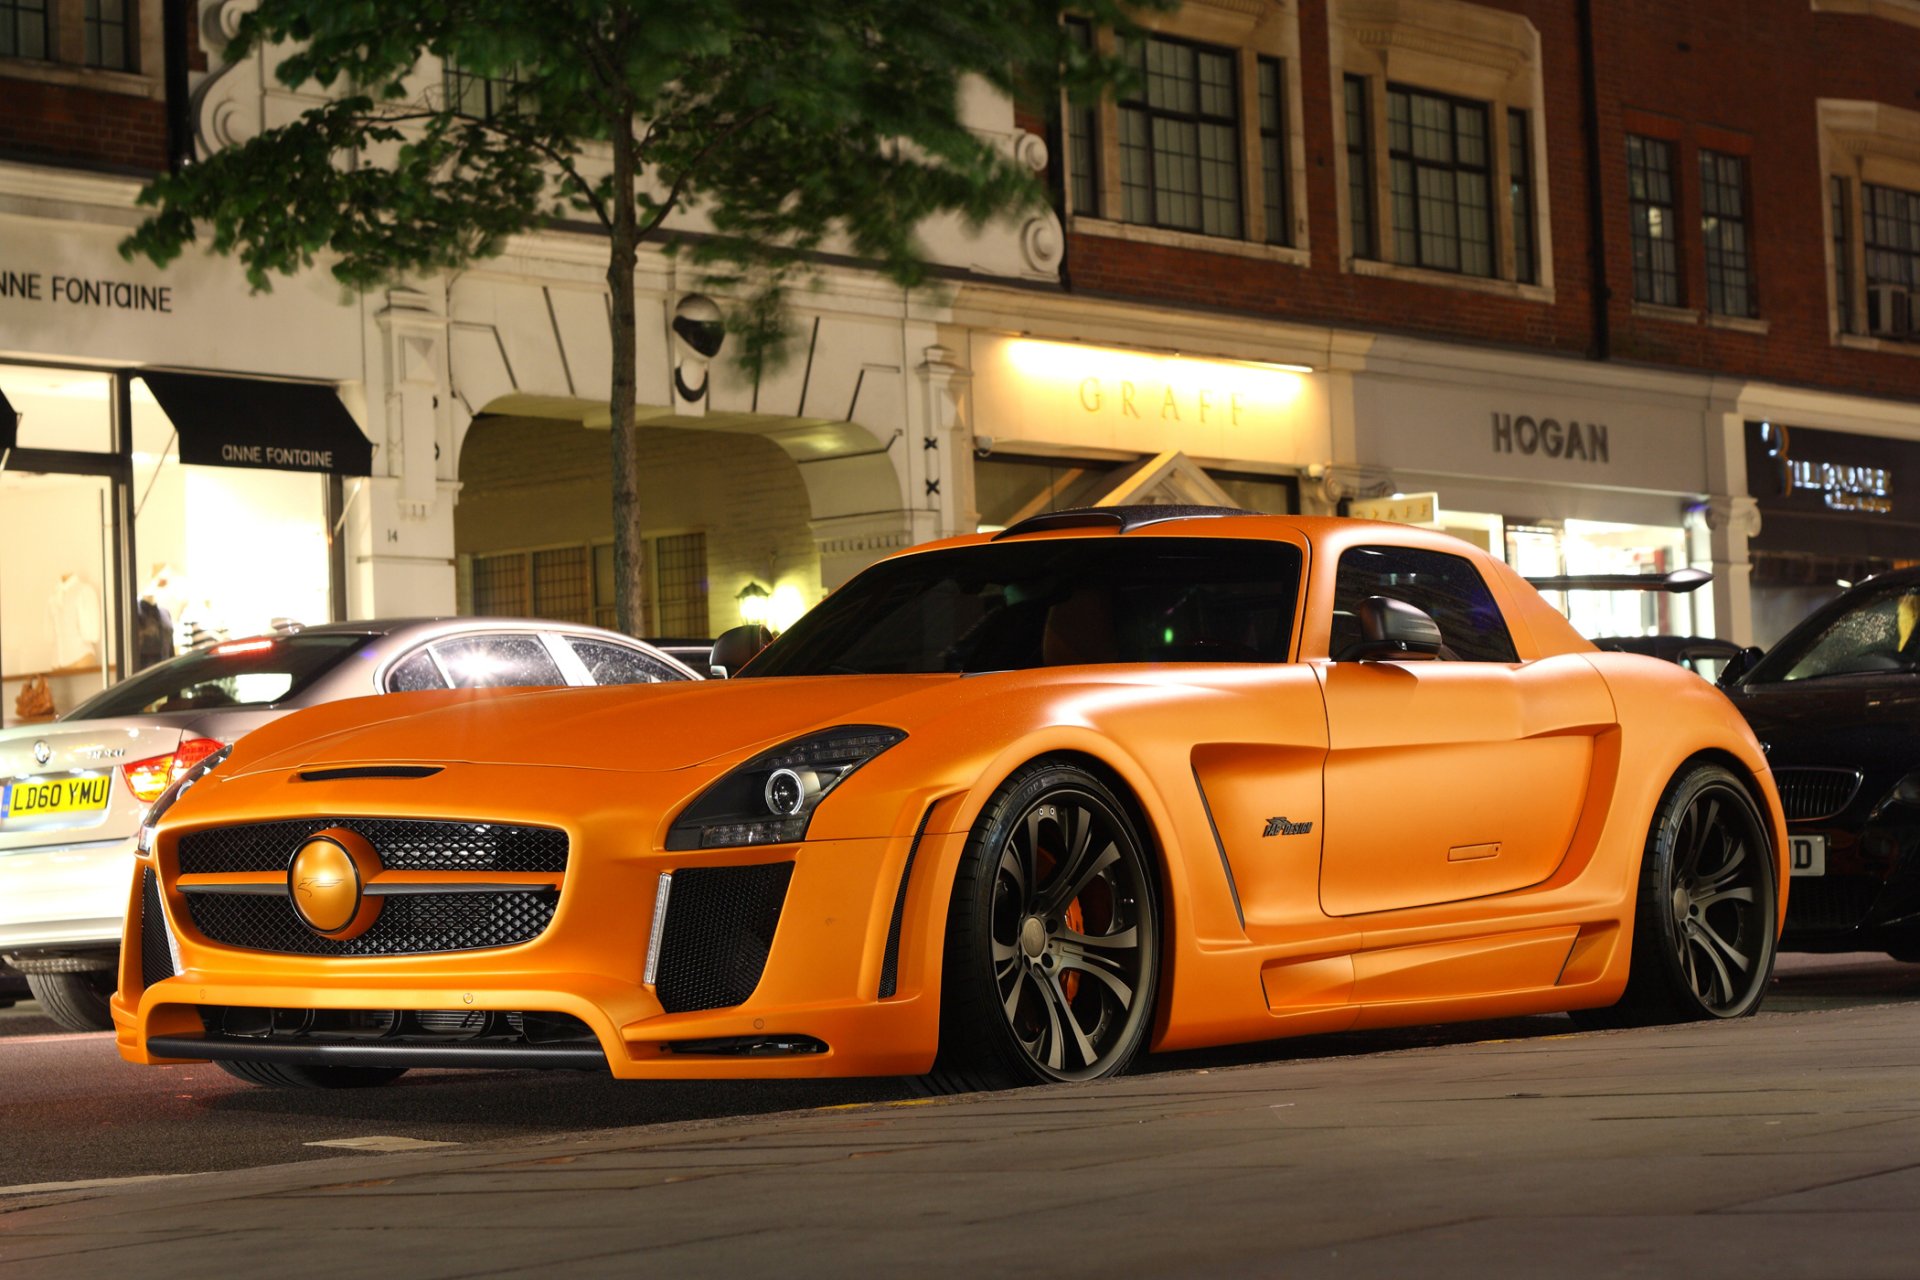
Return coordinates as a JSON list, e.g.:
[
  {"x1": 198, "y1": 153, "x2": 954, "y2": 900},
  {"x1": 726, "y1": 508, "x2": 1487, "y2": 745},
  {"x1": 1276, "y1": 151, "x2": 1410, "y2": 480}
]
[
  {"x1": 929, "y1": 761, "x2": 1160, "y2": 1092},
  {"x1": 1575, "y1": 763, "x2": 1777, "y2": 1029},
  {"x1": 25, "y1": 971, "x2": 117, "y2": 1032}
]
